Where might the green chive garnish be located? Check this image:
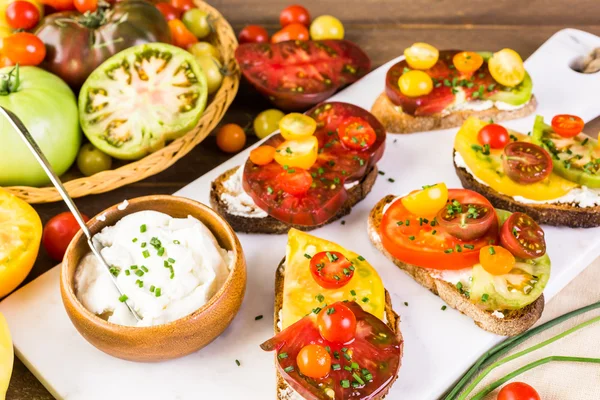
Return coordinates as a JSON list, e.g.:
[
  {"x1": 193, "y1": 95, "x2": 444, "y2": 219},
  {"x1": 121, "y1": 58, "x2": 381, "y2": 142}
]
[
  {"x1": 118, "y1": 294, "x2": 128, "y2": 302},
  {"x1": 284, "y1": 366, "x2": 294, "y2": 373},
  {"x1": 140, "y1": 265, "x2": 148, "y2": 273},
  {"x1": 278, "y1": 352, "x2": 288, "y2": 359},
  {"x1": 235, "y1": 359, "x2": 241, "y2": 366},
  {"x1": 173, "y1": 240, "x2": 180, "y2": 244},
  {"x1": 150, "y1": 285, "x2": 155, "y2": 292},
  {"x1": 304, "y1": 253, "x2": 312, "y2": 259},
  {"x1": 255, "y1": 315, "x2": 263, "y2": 321},
  {"x1": 350, "y1": 290, "x2": 356, "y2": 296},
  {"x1": 155, "y1": 288, "x2": 162, "y2": 297},
  {"x1": 489, "y1": 247, "x2": 496, "y2": 255},
  {"x1": 168, "y1": 258, "x2": 175, "y2": 264},
  {"x1": 441, "y1": 305, "x2": 447, "y2": 311},
  {"x1": 357, "y1": 255, "x2": 365, "y2": 261},
  {"x1": 132, "y1": 238, "x2": 138, "y2": 243},
  {"x1": 140, "y1": 224, "x2": 147, "y2": 233}
]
